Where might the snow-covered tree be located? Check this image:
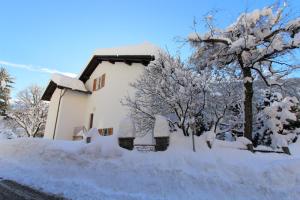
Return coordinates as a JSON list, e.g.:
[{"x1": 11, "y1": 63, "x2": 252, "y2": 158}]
[
  {"x1": 0, "y1": 67, "x2": 13, "y2": 116},
  {"x1": 188, "y1": 4, "x2": 300, "y2": 140},
  {"x1": 204, "y1": 72, "x2": 243, "y2": 134},
  {"x1": 282, "y1": 78, "x2": 300, "y2": 101},
  {"x1": 8, "y1": 85, "x2": 48, "y2": 137},
  {"x1": 123, "y1": 52, "x2": 209, "y2": 136},
  {"x1": 254, "y1": 90, "x2": 300, "y2": 148}
]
